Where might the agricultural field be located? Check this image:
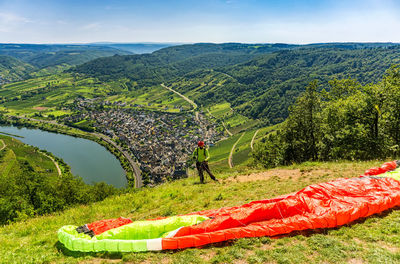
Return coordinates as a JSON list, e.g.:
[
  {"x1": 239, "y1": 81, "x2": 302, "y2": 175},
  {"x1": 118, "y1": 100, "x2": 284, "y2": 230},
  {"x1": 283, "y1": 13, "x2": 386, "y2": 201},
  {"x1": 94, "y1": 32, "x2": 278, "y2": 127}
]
[
  {"x1": 0, "y1": 134, "x2": 59, "y2": 190},
  {"x1": 208, "y1": 123, "x2": 281, "y2": 171},
  {"x1": 207, "y1": 102, "x2": 232, "y2": 119},
  {"x1": 209, "y1": 133, "x2": 242, "y2": 168},
  {"x1": 0, "y1": 74, "x2": 193, "y2": 117}
]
